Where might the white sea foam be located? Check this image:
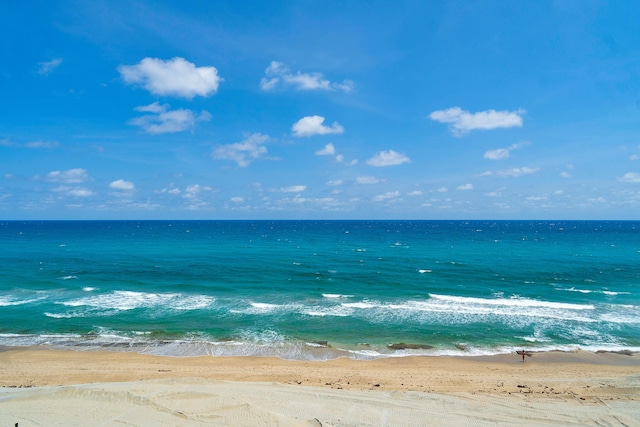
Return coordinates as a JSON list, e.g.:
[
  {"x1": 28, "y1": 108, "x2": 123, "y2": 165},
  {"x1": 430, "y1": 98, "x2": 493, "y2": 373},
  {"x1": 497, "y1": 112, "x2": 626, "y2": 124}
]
[
  {"x1": 0, "y1": 296, "x2": 45, "y2": 306},
  {"x1": 82, "y1": 287, "x2": 96, "y2": 292},
  {"x1": 61, "y1": 291, "x2": 215, "y2": 312},
  {"x1": 428, "y1": 294, "x2": 594, "y2": 310},
  {"x1": 342, "y1": 301, "x2": 378, "y2": 309},
  {"x1": 418, "y1": 269, "x2": 432, "y2": 273},
  {"x1": 60, "y1": 275, "x2": 77, "y2": 280},
  {"x1": 602, "y1": 290, "x2": 630, "y2": 296},
  {"x1": 322, "y1": 293, "x2": 353, "y2": 299}
]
